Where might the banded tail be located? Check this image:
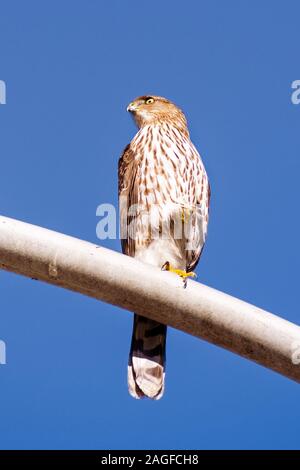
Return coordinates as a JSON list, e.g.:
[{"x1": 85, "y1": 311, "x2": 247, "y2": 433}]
[{"x1": 128, "y1": 314, "x2": 167, "y2": 399}]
